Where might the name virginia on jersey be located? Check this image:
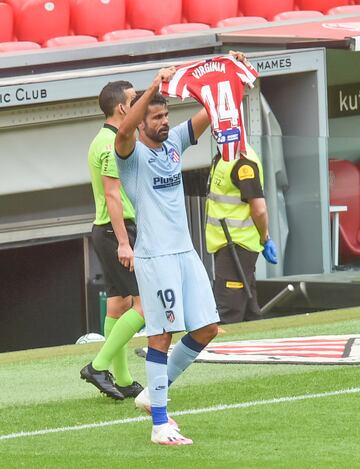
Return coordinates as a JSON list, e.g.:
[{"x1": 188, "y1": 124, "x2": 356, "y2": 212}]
[
  {"x1": 116, "y1": 121, "x2": 196, "y2": 258},
  {"x1": 160, "y1": 55, "x2": 258, "y2": 162}
]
